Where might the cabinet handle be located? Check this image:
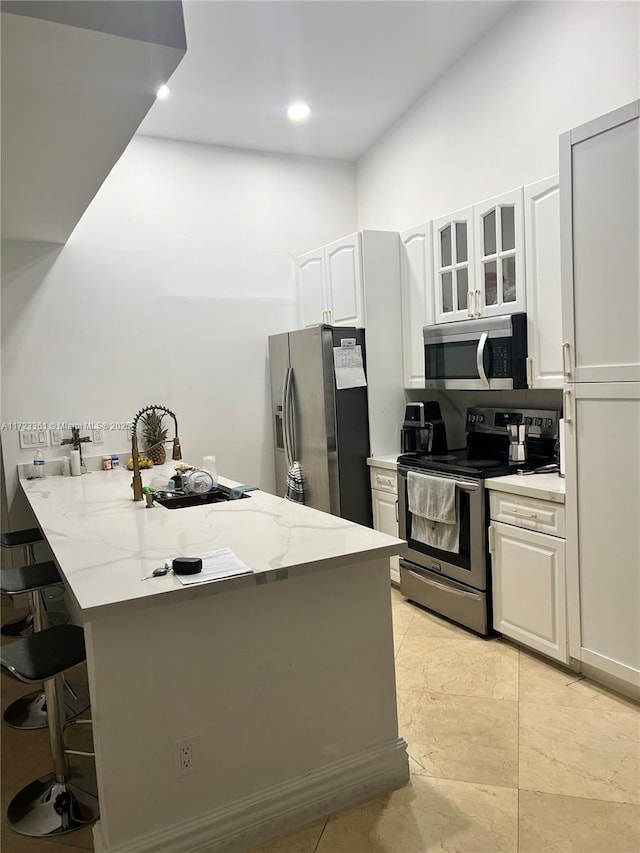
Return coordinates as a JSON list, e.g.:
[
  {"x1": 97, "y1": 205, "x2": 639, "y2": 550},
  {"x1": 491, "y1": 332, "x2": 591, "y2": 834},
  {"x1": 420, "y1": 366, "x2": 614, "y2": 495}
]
[
  {"x1": 488, "y1": 525, "x2": 495, "y2": 553},
  {"x1": 467, "y1": 291, "x2": 474, "y2": 318},
  {"x1": 563, "y1": 389, "x2": 573, "y2": 424},
  {"x1": 562, "y1": 342, "x2": 572, "y2": 378},
  {"x1": 475, "y1": 289, "x2": 482, "y2": 317},
  {"x1": 505, "y1": 509, "x2": 539, "y2": 519},
  {"x1": 526, "y1": 356, "x2": 533, "y2": 388},
  {"x1": 395, "y1": 499, "x2": 399, "y2": 523}
]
